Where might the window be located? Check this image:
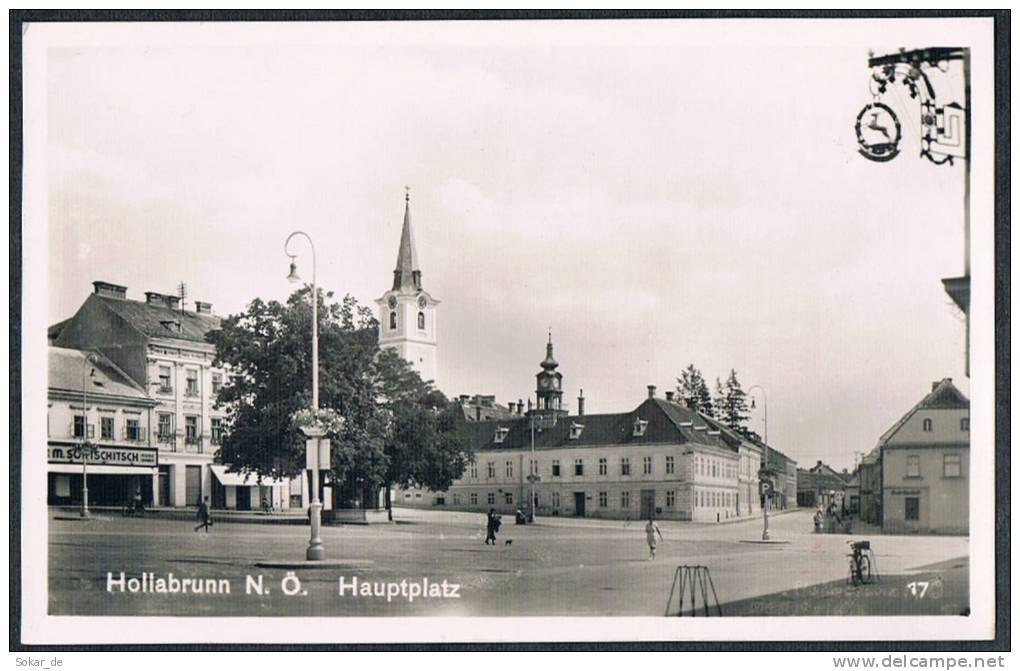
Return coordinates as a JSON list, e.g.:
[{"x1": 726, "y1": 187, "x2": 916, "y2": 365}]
[
  {"x1": 186, "y1": 369, "x2": 199, "y2": 397},
  {"x1": 470, "y1": 462, "x2": 478, "y2": 479},
  {"x1": 100, "y1": 416, "x2": 114, "y2": 440},
  {"x1": 943, "y1": 453, "x2": 962, "y2": 478},
  {"x1": 389, "y1": 311, "x2": 397, "y2": 329},
  {"x1": 211, "y1": 418, "x2": 223, "y2": 445},
  {"x1": 569, "y1": 422, "x2": 584, "y2": 440},
  {"x1": 452, "y1": 494, "x2": 460, "y2": 505},
  {"x1": 487, "y1": 493, "x2": 496, "y2": 505},
  {"x1": 505, "y1": 460, "x2": 514, "y2": 478},
  {"x1": 211, "y1": 373, "x2": 223, "y2": 396},
  {"x1": 961, "y1": 417, "x2": 969, "y2": 431},
  {"x1": 552, "y1": 460, "x2": 561, "y2": 477},
  {"x1": 73, "y1": 415, "x2": 93, "y2": 439},
  {"x1": 666, "y1": 490, "x2": 676, "y2": 507},
  {"x1": 552, "y1": 492, "x2": 560, "y2": 509},
  {"x1": 470, "y1": 493, "x2": 478, "y2": 505},
  {"x1": 598, "y1": 457, "x2": 607, "y2": 476},
  {"x1": 125, "y1": 418, "x2": 141, "y2": 441},
  {"x1": 417, "y1": 312, "x2": 425, "y2": 330},
  {"x1": 185, "y1": 416, "x2": 199, "y2": 443},
  {"x1": 505, "y1": 492, "x2": 513, "y2": 505},
  {"x1": 906, "y1": 455, "x2": 920, "y2": 478},
  {"x1": 158, "y1": 365, "x2": 172, "y2": 393},
  {"x1": 621, "y1": 457, "x2": 631, "y2": 476},
  {"x1": 633, "y1": 418, "x2": 648, "y2": 437},
  {"x1": 922, "y1": 418, "x2": 933, "y2": 432},
  {"x1": 574, "y1": 459, "x2": 584, "y2": 476},
  {"x1": 666, "y1": 456, "x2": 675, "y2": 475},
  {"x1": 905, "y1": 497, "x2": 920, "y2": 521},
  {"x1": 621, "y1": 491, "x2": 631, "y2": 508},
  {"x1": 487, "y1": 462, "x2": 495, "y2": 479},
  {"x1": 494, "y1": 427, "x2": 509, "y2": 443},
  {"x1": 530, "y1": 459, "x2": 538, "y2": 476},
  {"x1": 712, "y1": 461, "x2": 717, "y2": 477},
  {"x1": 599, "y1": 491, "x2": 608, "y2": 507},
  {"x1": 157, "y1": 414, "x2": 173, "y2": 440},
  {"x1": 643, "y1": 456, "x2": 653, "y2": 475}
]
